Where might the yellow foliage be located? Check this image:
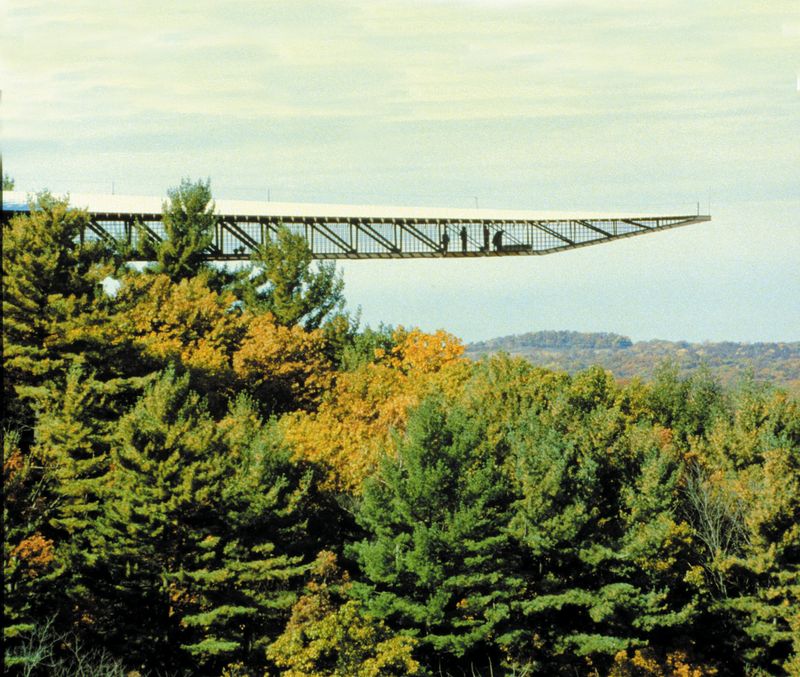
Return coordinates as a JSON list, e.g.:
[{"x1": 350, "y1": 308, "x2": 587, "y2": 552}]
[
  {"x1": 267, "y1": 552, "x2": 419, "y2": 676},
  {"x1": 233, "y1": 313, "x2": 333, "y2": 410},
  {"x1": 610, "y1": 648, "x2": 717, "y2": 676},
  {"x1": 282, "y1": 364, "x2": 411, "y2": 493},
  {"x1": 283, "y1": 327, "x2": 469, "y2": 493},
  {"x1": 113, "y1": 273, "x2": 245, "y2": 383},
  {"x1": 220, "y1": 662, "x2": 251, "y2": 677},
  {"x1": 387, "y1": 327, "x2": 465, "y2": 374}
]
